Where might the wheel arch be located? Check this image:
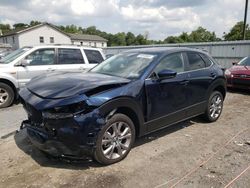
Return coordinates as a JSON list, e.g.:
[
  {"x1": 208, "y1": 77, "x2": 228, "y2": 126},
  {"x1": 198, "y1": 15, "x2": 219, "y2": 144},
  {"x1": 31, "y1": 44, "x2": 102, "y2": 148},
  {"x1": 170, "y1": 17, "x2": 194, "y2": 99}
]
[
  {"x1": 98, "y1": 97, "x2": 145, "y2": 137},
  {"x1": 207, "y1": 78, "x2": 226, "y2": 100},
  {"x1": 0, "y1": 78, "x2": 18, "y2": 99}
]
